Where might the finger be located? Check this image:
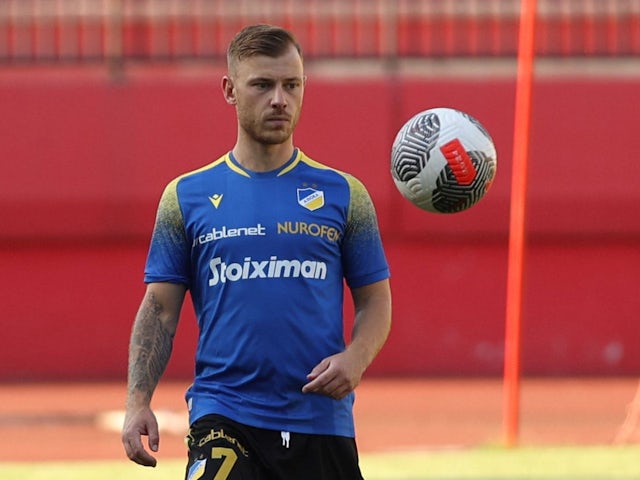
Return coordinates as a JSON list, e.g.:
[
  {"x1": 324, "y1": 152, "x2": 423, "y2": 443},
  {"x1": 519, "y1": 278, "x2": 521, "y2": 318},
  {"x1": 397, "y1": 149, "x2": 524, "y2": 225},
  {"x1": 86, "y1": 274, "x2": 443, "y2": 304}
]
[
  {"x1": 147, "y1": 424, "x2": 160, "y2": 453},
  {"x1": 135, "y1": 450, "x2": 158, "y2": 467},
  {"x1": 130, "y1": 441, "x2": 158, "y2": 467},
  {"x1": 302, "y1": 369, "x2": 338, "y2": 394},
  {"x1": 302, "y1": 361, "x2": 330, "y2": 392},
  {"x1": 302, "y1": 372, "x2": 327, "y2": 393},
  {"x1": 306, "y1": 358, "x2": 330, "y2": 381},
  {"x1": 322, "y1": 377, "x2": 348, "y2": 399},
  {"x1": 301, "y1": 377, "x2": 320, "y2": 393},
  {"x1": 123, "y1": 422, "x2": 159, "y2": 467},
  {"x1": 330, "y1": 384, "x2": 352, "y2": 400},
  {"x1": 305, "y1": 379, "x2": 348, "y2": 399},
  {"x1": 123, "y1": 435, "x2": 156, "y2": 467}
]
